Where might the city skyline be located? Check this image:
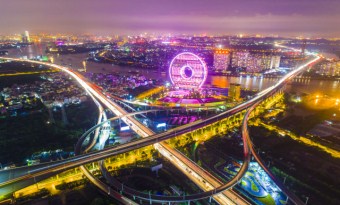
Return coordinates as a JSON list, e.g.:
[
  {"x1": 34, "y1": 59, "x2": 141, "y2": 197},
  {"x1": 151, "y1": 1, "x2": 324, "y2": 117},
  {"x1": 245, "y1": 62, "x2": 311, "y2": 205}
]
[
  {"x1": 0, "y1": 1, "x2": 339, "y2": 205},
  {"x1": 1, "y1": 0, "x2": 340, "y2": 37}
]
